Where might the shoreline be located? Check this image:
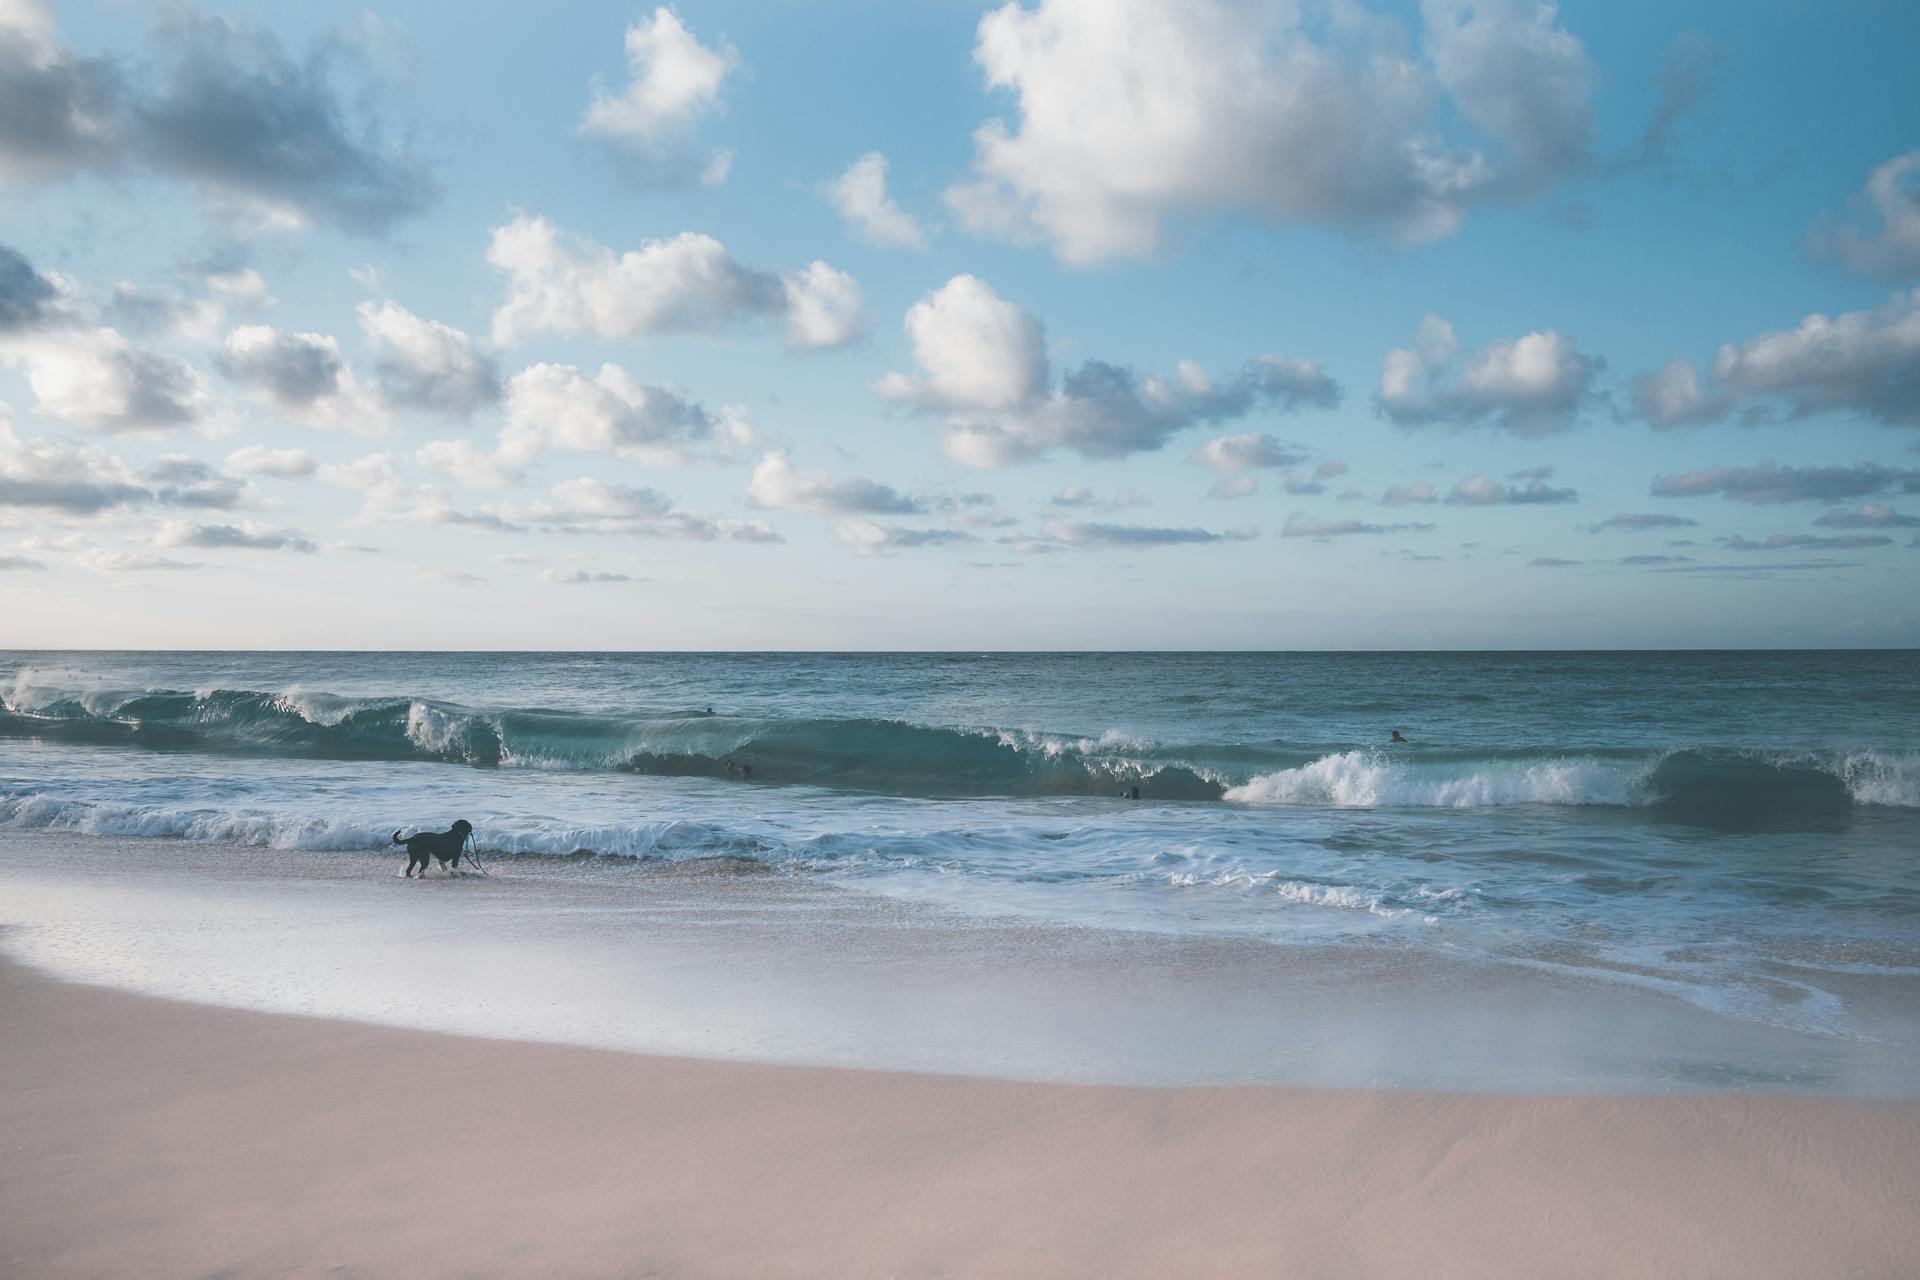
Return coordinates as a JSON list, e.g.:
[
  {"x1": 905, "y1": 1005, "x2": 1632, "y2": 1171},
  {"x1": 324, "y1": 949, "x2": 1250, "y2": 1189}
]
[
  {"x1": 4, "y1": 953, "x2": 1918, "y2": 1278},
  {"x1": 5, "y1": 828, "x2": 1914, "y2": 1095}
]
